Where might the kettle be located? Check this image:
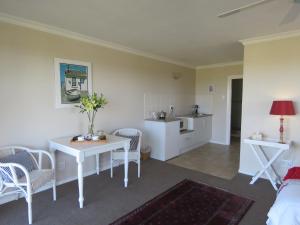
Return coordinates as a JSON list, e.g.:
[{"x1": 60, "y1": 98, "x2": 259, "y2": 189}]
[{"x1": 158, "y1": 111, "x2": 167, "y2": 120}]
